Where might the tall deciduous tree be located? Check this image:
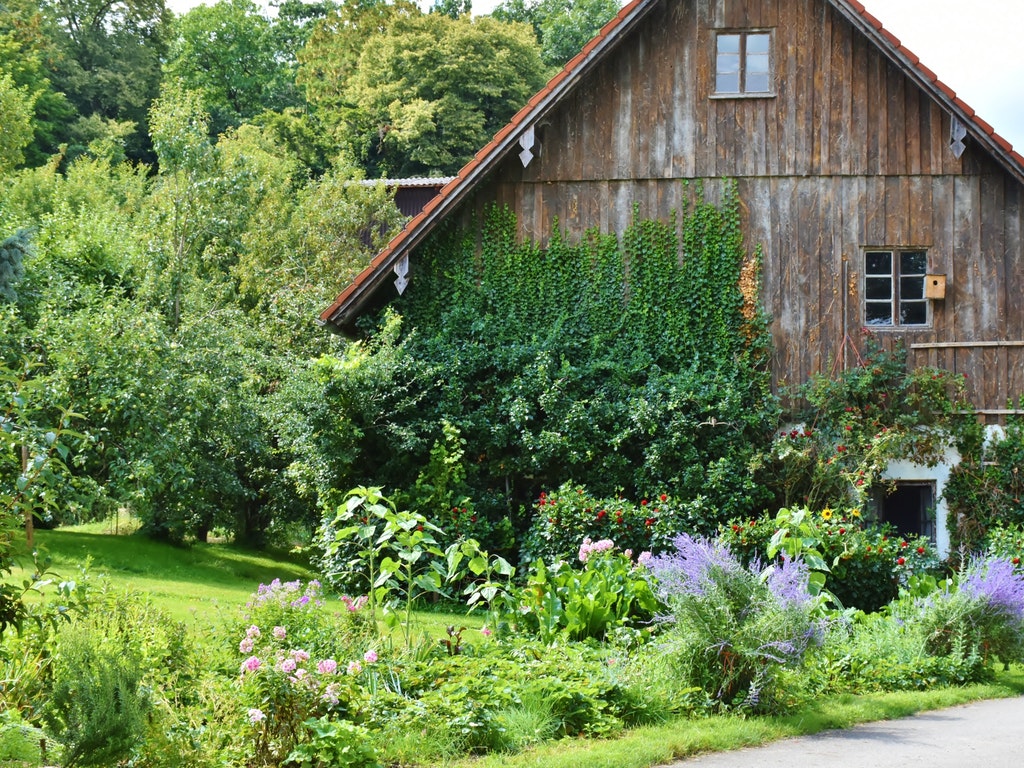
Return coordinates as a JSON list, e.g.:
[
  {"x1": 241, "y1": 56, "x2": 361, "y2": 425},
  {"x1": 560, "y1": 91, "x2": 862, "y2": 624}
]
[
  {"x1": 340, "y1": 12, "x2": 547, "y2": 176},
  {"x1": 296, "y1": 0, "x2": 420, "y2": 117},
  {"x1": 165, "y1": 0, "x2": 296, "y2": 136},
  {"x1": 38, "y1": 0, "x2": 172, "y2": 163},
  {"x1": 492, "y1": 0, "x2": 620, "y2": 68},
  {"x1": 0, "y1": 31, "x2": 74, "y2": 167},
  {"x1": 0, "y1": 72, "x2": 35, "y2": 173}
]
